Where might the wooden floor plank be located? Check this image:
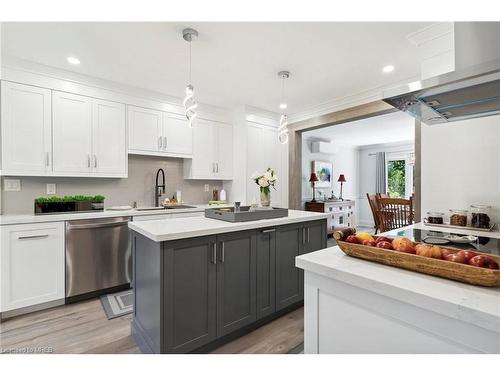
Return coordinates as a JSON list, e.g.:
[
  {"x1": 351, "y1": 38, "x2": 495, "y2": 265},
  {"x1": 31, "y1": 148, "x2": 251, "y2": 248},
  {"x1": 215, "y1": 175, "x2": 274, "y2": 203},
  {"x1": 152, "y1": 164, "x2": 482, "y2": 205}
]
[{"x1": 0, "y1": 299, "x2": 303, "y2": 354}]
